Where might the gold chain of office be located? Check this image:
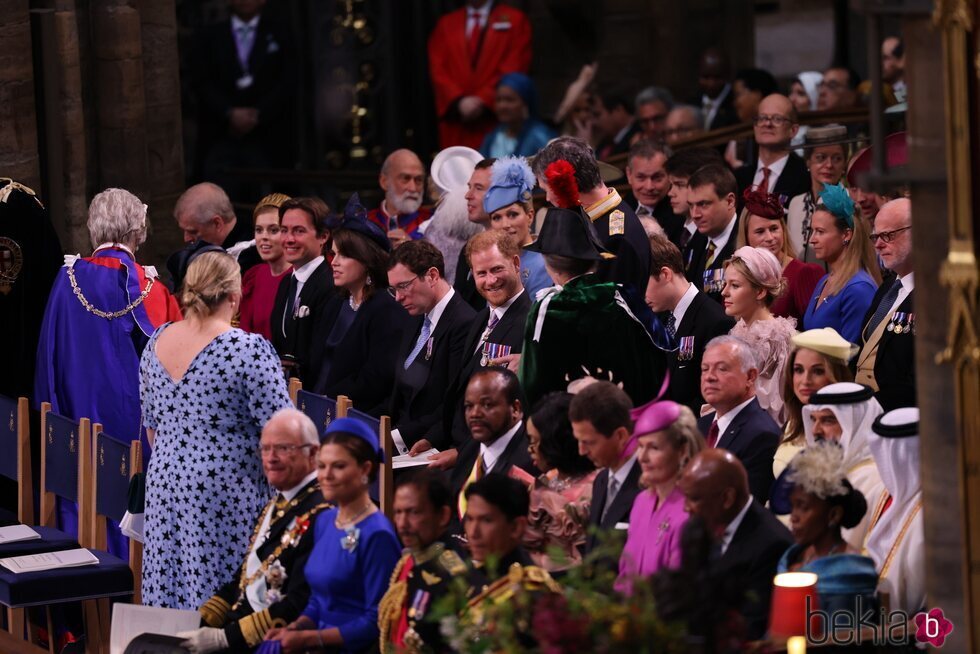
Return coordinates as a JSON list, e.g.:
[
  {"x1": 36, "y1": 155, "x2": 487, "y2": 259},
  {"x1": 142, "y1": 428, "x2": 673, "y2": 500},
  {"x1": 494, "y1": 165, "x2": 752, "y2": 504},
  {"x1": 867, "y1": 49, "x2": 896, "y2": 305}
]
[{"x1": 66, "y1": 263, "x2": 154, "y2": 320}]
